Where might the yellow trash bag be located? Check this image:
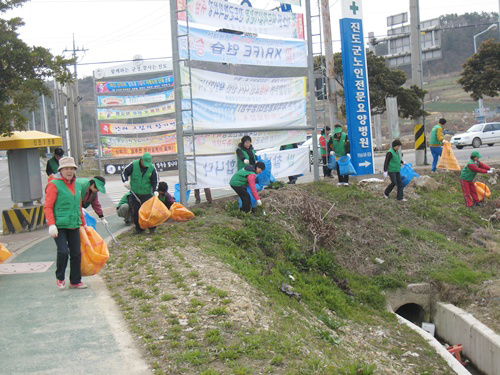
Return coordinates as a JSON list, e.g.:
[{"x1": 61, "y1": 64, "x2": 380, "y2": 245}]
[
  {"x1": 475, "y1": 182, "x2": 491, "y2": 202},
  {"x1": 437, "y1": 141, "x2": 461, "y2": 171},
  {"x1": 0, "y1": 243, "x2": 12, "y2": 264},
  {"x1": 170, "y1": 202, "x2": 195, "y2": 222},
  {"x1": 80, "y1": 226, "x2": 110, "y2": 276},
  {"x1": 139, "y1": 196, "x2": 171, "y2": 229}
]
